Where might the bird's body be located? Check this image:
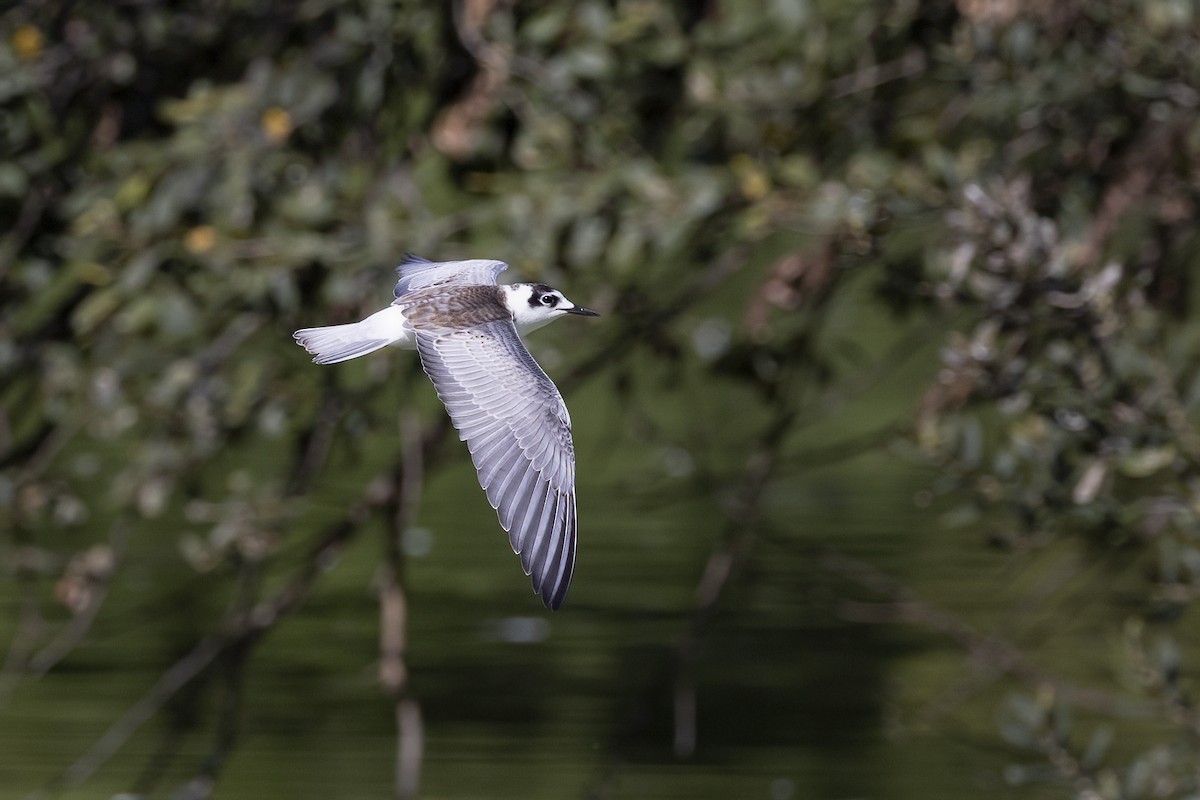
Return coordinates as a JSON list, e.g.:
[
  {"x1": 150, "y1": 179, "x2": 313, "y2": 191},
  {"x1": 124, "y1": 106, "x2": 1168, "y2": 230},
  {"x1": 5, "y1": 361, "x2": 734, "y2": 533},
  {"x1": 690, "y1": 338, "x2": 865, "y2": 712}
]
[{"x1": 293, "y1": 256, "x2": 598, "y2": 609}]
